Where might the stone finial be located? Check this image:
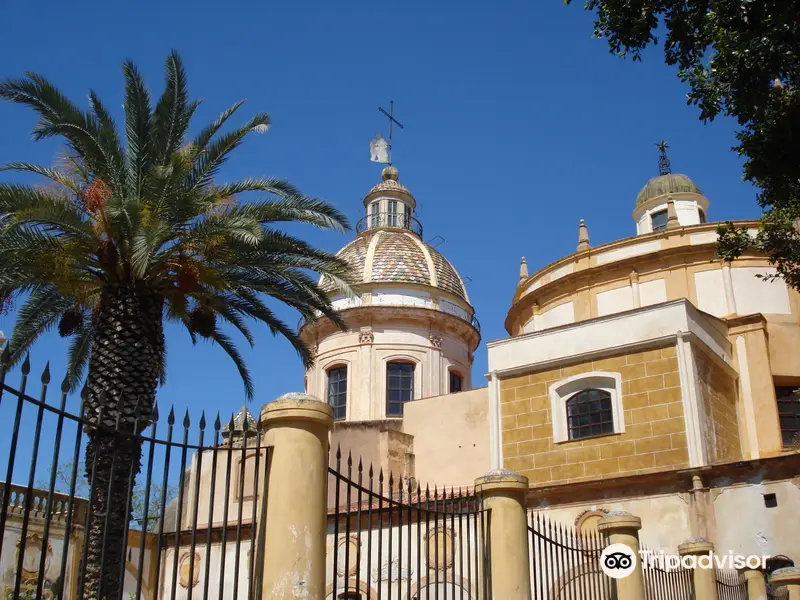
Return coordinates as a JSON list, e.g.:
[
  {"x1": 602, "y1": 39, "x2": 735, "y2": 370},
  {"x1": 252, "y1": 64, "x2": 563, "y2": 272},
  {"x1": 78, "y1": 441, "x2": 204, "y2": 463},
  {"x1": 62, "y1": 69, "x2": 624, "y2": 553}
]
[
  {"x1": 577, "y1": 219, "x2": 591, "y2": 252},
  {"x1": 666, "y1": 195, "x2": 680, "y2": 229},
  {"x1": 518, "y1": 257, "x2": 528, "y2": 284}
]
